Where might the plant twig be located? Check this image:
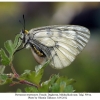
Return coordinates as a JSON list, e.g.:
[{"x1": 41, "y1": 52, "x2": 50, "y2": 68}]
[
  {"x1": 10, "y1": 63, "x2": 38, "y2": 88},
  {"x1": 10, "y1": 63, "x2": 19, "y2": 78},
  {"x1": 19, "y1": 80, "x2": 38, "y2": 88}
]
